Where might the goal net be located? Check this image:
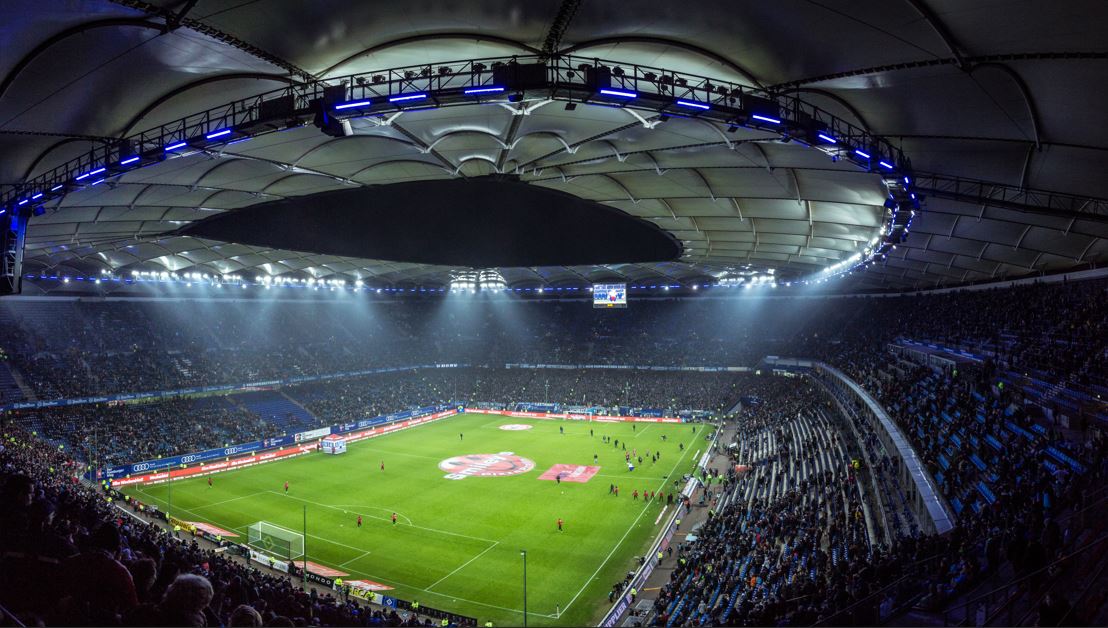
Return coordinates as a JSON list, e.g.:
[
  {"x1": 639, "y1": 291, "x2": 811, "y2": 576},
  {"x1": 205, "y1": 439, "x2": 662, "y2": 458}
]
[{"x1": 247, "y1": 521, "x2": 304, "y2": 560}]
